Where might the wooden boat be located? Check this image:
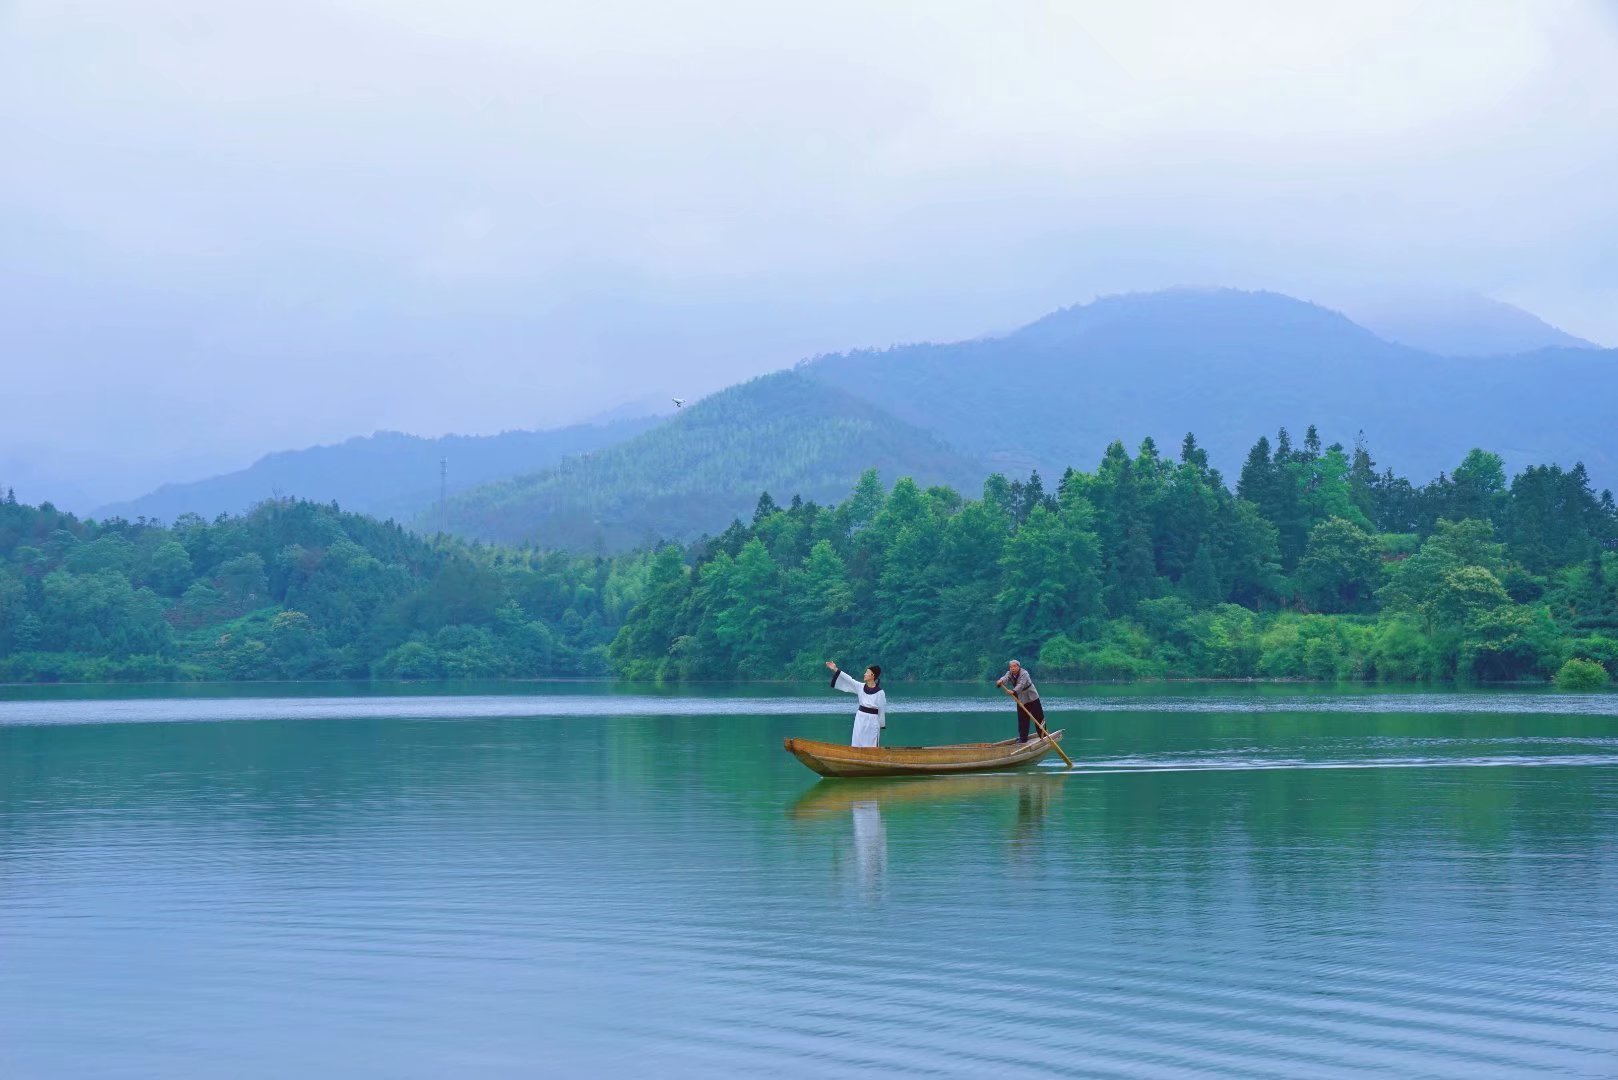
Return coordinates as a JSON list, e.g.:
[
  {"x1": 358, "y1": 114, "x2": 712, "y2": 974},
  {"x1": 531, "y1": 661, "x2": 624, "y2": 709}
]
[{"x1": 783, "y1": 731, "x2": 1066, "y2": 778}]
